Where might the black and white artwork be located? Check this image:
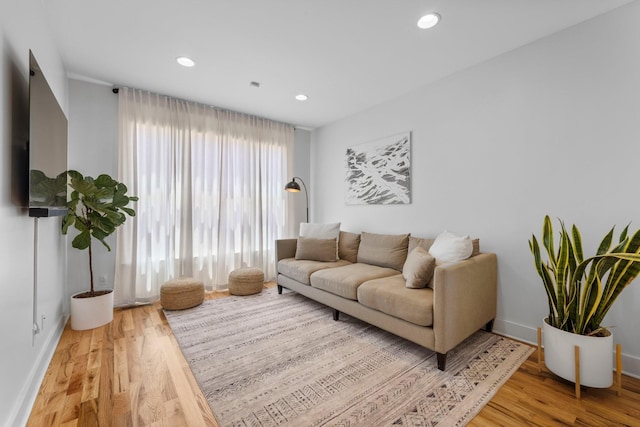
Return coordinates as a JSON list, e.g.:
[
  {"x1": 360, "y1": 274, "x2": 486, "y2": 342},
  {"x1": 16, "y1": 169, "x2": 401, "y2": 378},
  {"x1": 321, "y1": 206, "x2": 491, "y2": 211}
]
[{"x1": 345, "y1": 132, "x2": 411, "y2": 205}]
